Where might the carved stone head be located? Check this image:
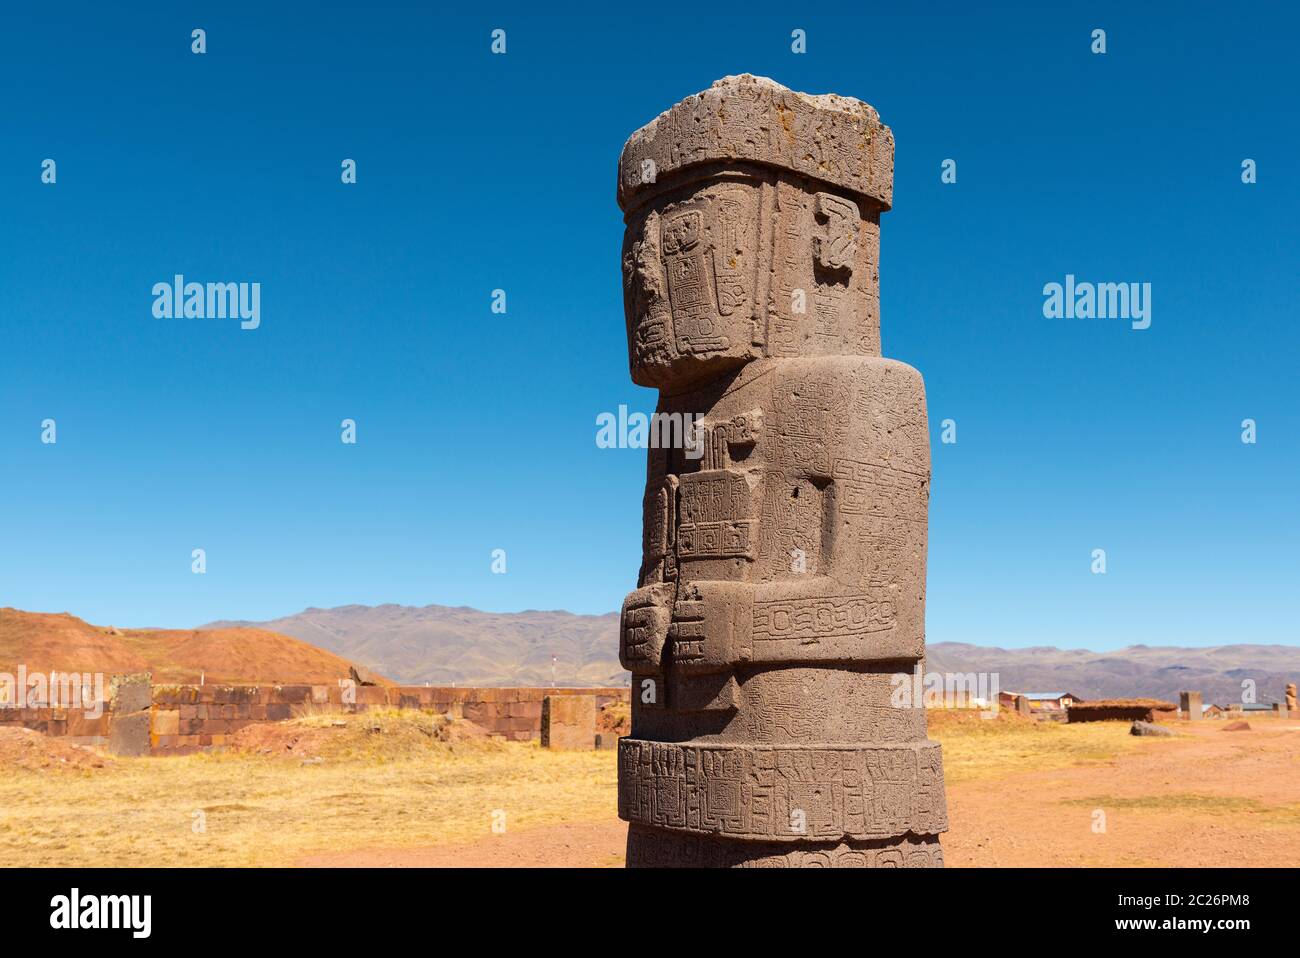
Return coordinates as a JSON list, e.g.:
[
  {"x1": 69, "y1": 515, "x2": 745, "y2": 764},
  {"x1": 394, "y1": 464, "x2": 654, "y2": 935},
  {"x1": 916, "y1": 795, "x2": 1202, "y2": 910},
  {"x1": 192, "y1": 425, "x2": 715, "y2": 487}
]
[{"x1": 618, "y1": 75, "x2": 895, "y2": 389}]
